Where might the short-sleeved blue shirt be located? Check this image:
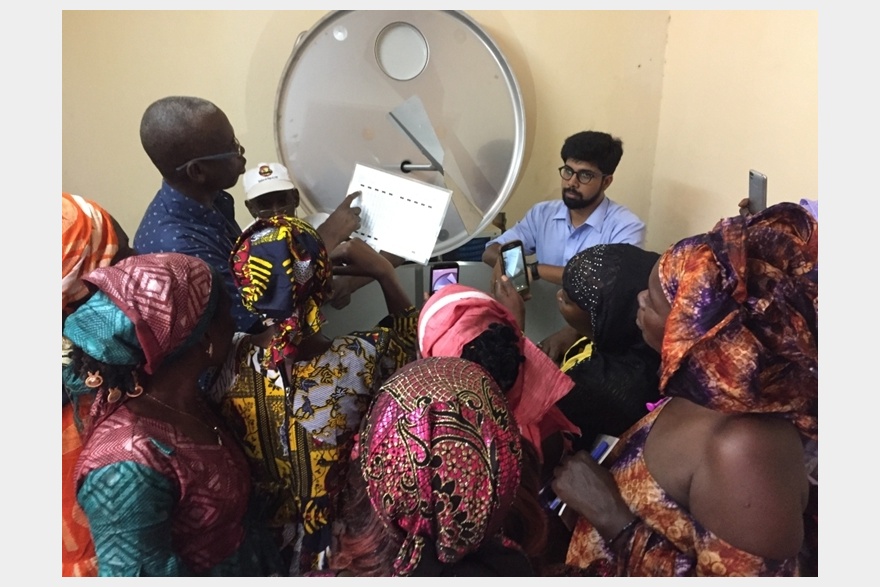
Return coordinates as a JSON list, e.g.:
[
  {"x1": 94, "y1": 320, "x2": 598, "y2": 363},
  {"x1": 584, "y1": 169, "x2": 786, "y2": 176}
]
[
  {"x1": 487, "y1": 197, "x2": 646, "y2": 266},
  {"x1": 133, "y1": 181, "x2": 262, "y2": 333}
]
